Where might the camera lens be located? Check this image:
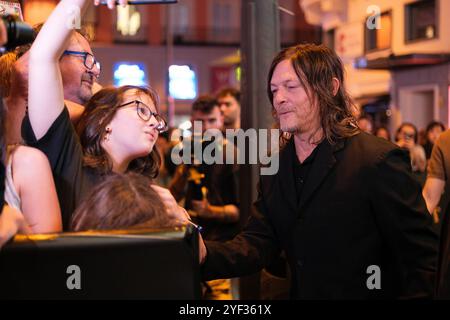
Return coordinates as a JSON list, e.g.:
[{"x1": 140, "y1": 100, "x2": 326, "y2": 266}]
[{"x1": 1, "y1": 15, "x2": 35, "y2": 51}]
